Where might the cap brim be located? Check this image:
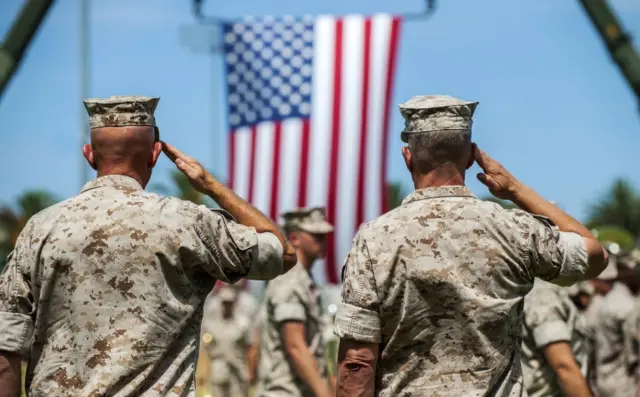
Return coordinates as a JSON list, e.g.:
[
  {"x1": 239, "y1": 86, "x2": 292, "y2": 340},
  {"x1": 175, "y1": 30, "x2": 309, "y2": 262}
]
[
  {"x1": 597, "y1": 258, "x2": 619, "y2": 280},
  {"x1": 299, "y1": 221, "x2": 335, "y2": 234}
]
